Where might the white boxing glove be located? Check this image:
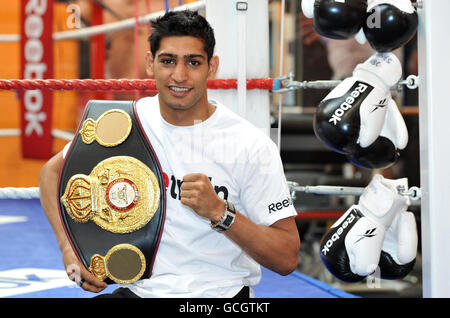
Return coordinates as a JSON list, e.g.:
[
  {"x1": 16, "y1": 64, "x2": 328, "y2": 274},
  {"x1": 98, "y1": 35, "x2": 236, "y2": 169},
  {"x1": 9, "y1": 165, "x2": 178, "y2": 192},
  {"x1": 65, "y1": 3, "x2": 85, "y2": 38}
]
[
  {"x1": 378, "y1": 210, "x2": 418, "y2": 279},
  {"x1": 347, "y1": 97, "x2": 409, "y2": 169},
  {"x1": 314, "y1": 52, "x2": 403, "y2": 169},
  {"x1": 379, "y1": 98, "x2": 409, "y2": 151}
]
